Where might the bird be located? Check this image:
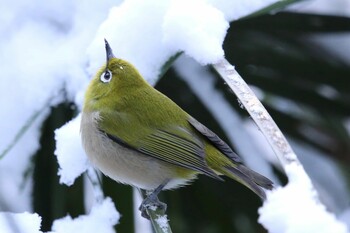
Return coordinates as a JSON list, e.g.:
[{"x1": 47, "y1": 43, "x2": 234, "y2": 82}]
[{"x1": 80, "y1": 39, "x2": 273, "y2": 218}]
